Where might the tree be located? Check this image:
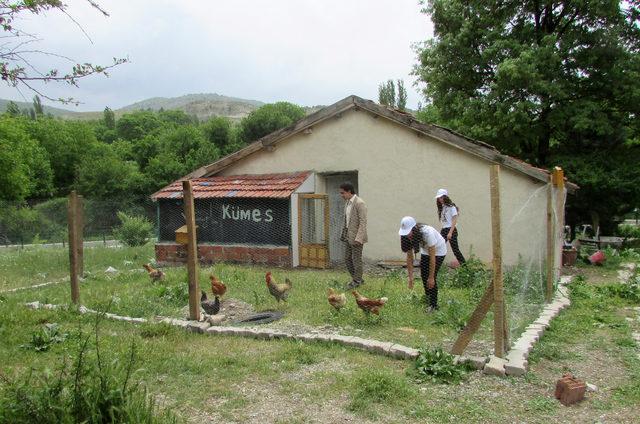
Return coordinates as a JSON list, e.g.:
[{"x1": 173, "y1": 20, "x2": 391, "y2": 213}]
[
  {"x1": 76, "y1": 143, "x2": 143, "y2": 199},
  {"x1": 414, "y1": 0, "x2": 640, "y2": 166},
  {"x1": 378, "y1": 80, "x2": 396, "y2": 107},
  {"x1": 396, "y1": 79, "x2": 408, "y2": 111},
  {"x1": 202, "y1": 116, "x2": 236, "y2": 154},
  {"x1": 240, "y1": 102, "x2": 305, "y2": 143},
  {"x1": 5, "y1": 101, "x2": 20, "y2": 117},
  {"x1": 0, "y1": 1, "x2": 127, "y2": 103},
  {"x1": 32, "y1": 95, "x2": 43, "y2": 117},
  {"x1": 27, "y1": 118, "x2": 99, "y2": 194},
  {"x1": 0, "y1": 115, "x2": 53, "y2": 200},
  {"x1": 103, "y1": 107, "x2": 115, "y2": 130},
  {"x1": 378, "y1": 79, "x2": 408, "y2": 110},
  {"x1": 414, "y1": 0, "x2": 640, "y2": 230}
]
